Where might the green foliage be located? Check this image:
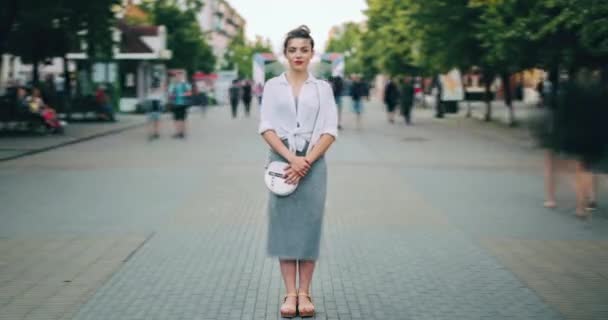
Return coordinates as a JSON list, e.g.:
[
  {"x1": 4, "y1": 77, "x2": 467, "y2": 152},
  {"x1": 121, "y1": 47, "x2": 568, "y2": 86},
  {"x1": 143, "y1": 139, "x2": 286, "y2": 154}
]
[
  {"x1": 325, "y1": 22, "x2": 367, "y2": 76},
  {"x1": 142, "y1": 0, "x2": 215, "y2": 74},
  {"x1": 362, "y1": 0, "x2": 413, "y2": 76},
  {"x1": 223, "y1": 32, "x2": 273, "y2": 79},
  {"x1": 475, "y1": 0, "x2": 608, "y2": 72},
  {"x1": 355, "y1": 0, "x2": 608, "y2": 78},
  {"x1": 3, "y1": 0, "x2": 120, "y2": 84}
]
